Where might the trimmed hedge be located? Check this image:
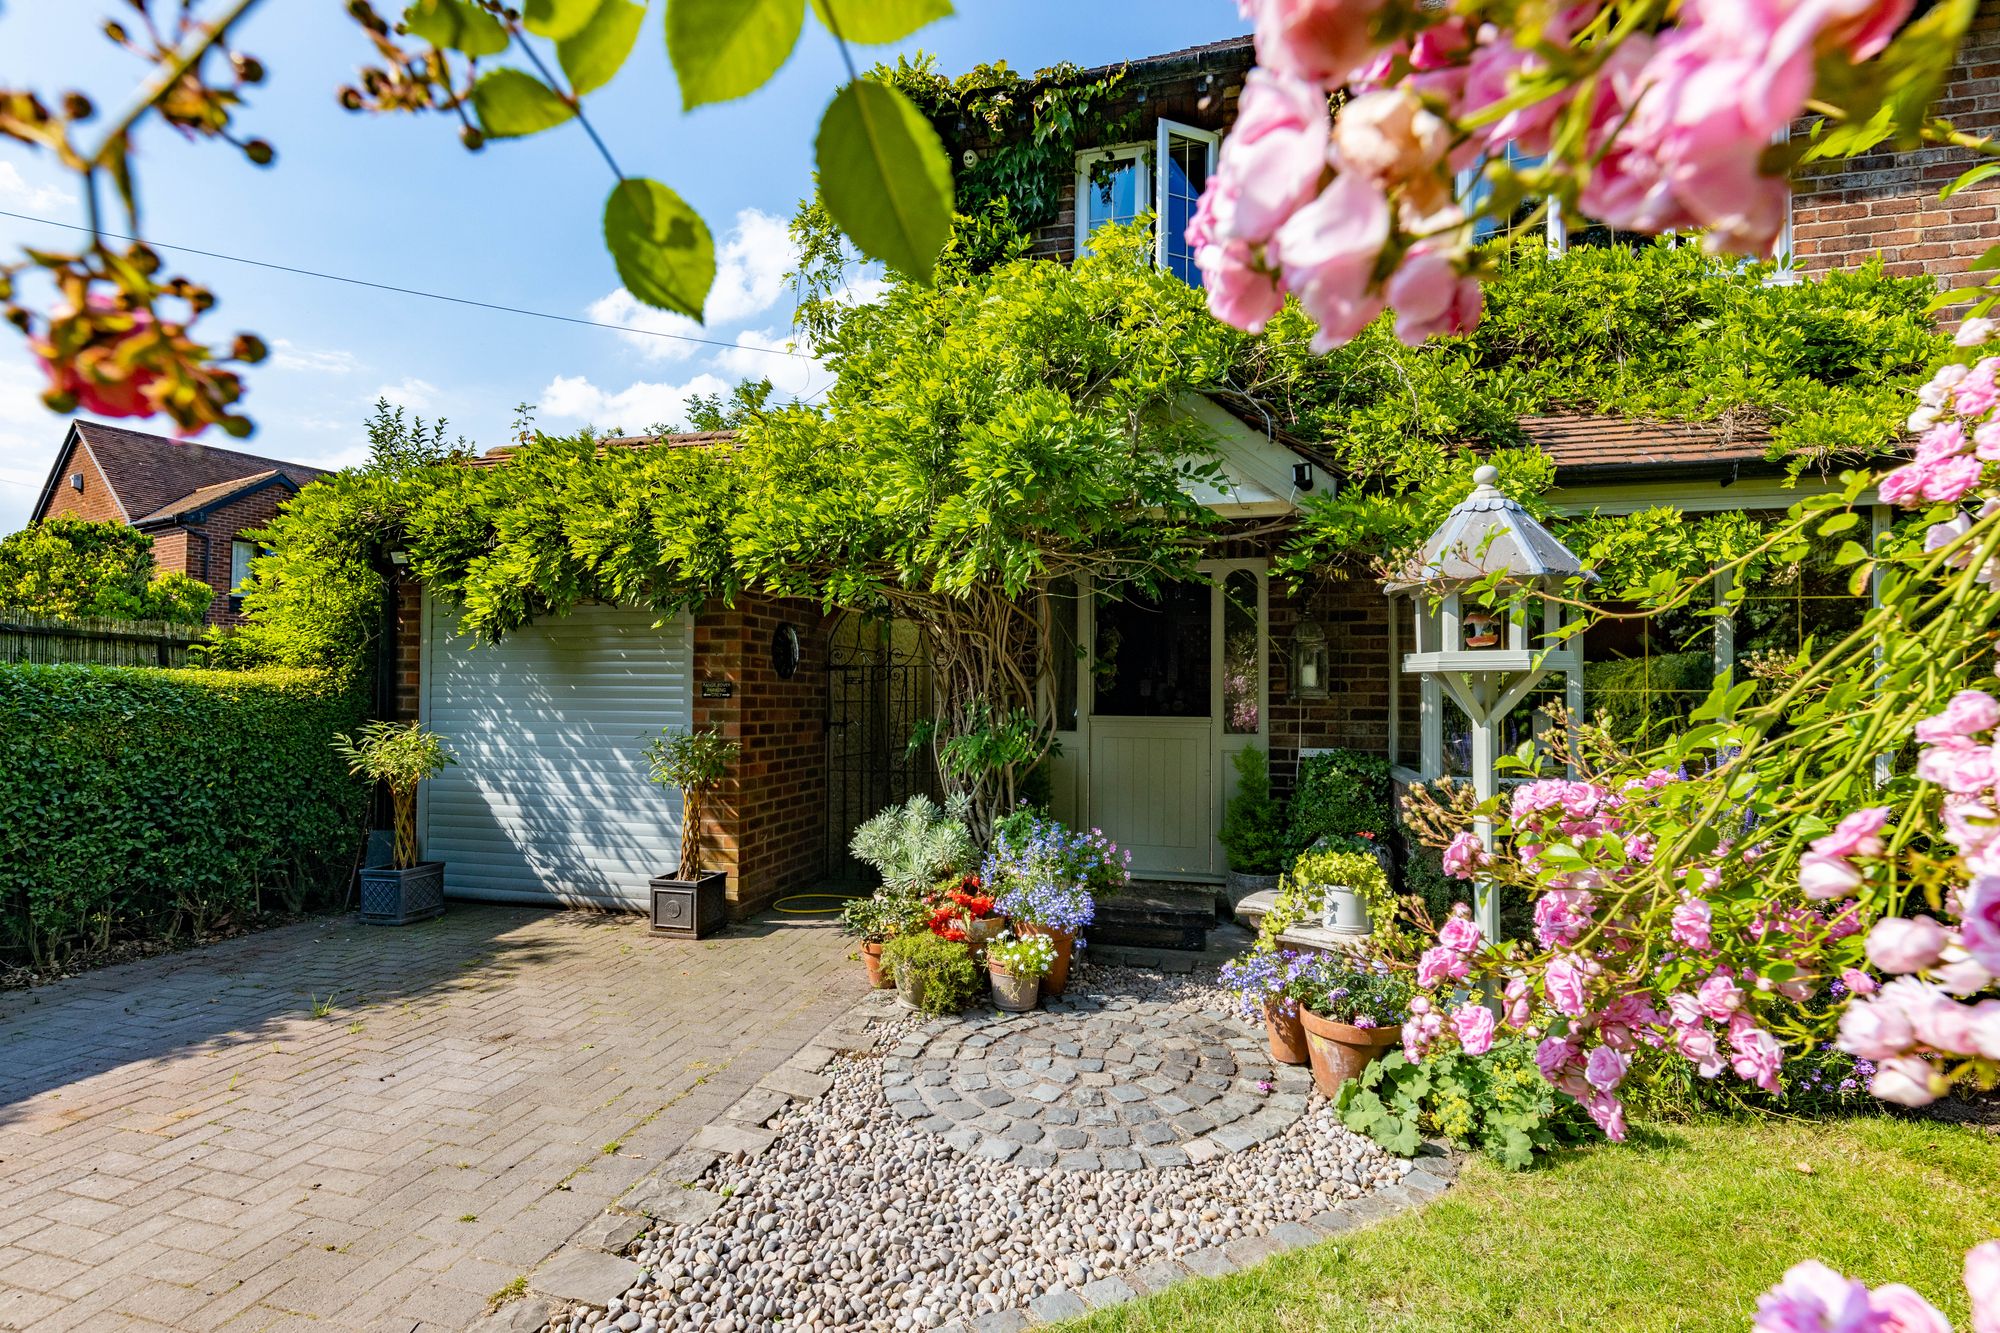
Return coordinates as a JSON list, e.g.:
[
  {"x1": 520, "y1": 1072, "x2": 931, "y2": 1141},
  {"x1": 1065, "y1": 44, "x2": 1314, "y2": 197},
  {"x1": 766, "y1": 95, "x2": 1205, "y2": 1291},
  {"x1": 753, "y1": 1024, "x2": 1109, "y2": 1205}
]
[{"x1": 0, "y1": 664, "x2": 368, "y2": 964}]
